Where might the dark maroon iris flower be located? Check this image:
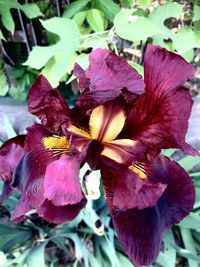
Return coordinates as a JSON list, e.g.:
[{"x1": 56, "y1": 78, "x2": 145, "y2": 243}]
[
  {"x1": 0, "y1": 44, "x2": 198, "y2": 266},
  {"x1": 0, "y1": 135, "x2": 25, "y2": 203}
]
